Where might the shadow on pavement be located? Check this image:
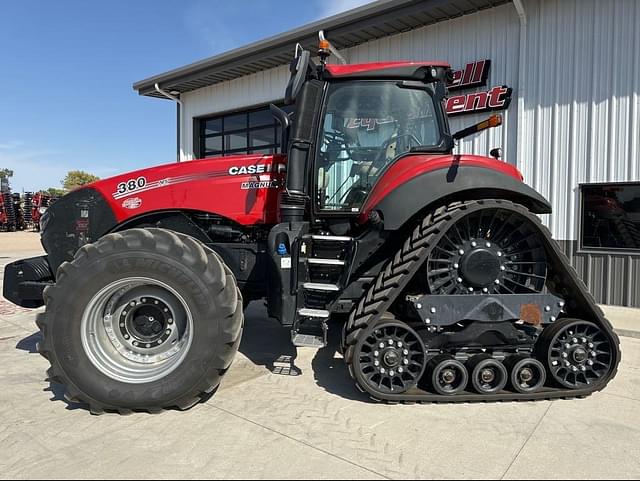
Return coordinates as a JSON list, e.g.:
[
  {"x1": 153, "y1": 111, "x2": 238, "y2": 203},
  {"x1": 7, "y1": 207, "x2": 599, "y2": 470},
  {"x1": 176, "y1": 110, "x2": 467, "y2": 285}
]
[
  {"x1": 239, "y1": 302, "x2": 302, "y2": 376},
  {"x1": 311, "y1": 319, "x2": 372, "y2": 402}
]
